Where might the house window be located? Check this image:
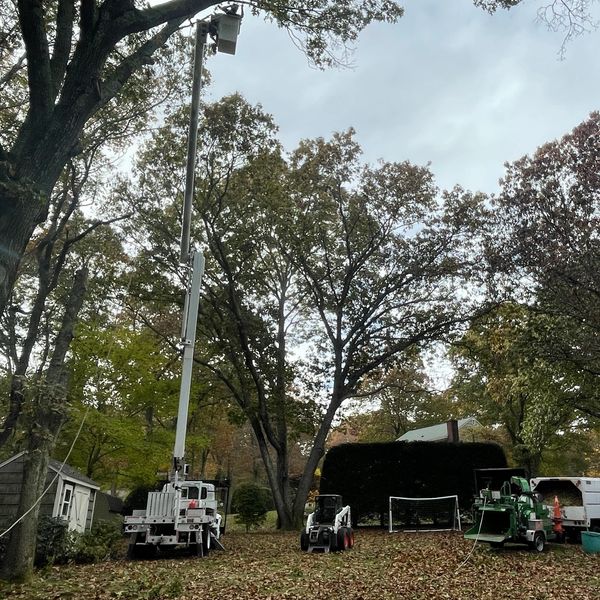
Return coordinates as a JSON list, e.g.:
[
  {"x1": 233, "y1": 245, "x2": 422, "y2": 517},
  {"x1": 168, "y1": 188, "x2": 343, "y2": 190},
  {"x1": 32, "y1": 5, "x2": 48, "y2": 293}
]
[{"x1": 60, "y1": 484, "x2": 74, "y2": 518}]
